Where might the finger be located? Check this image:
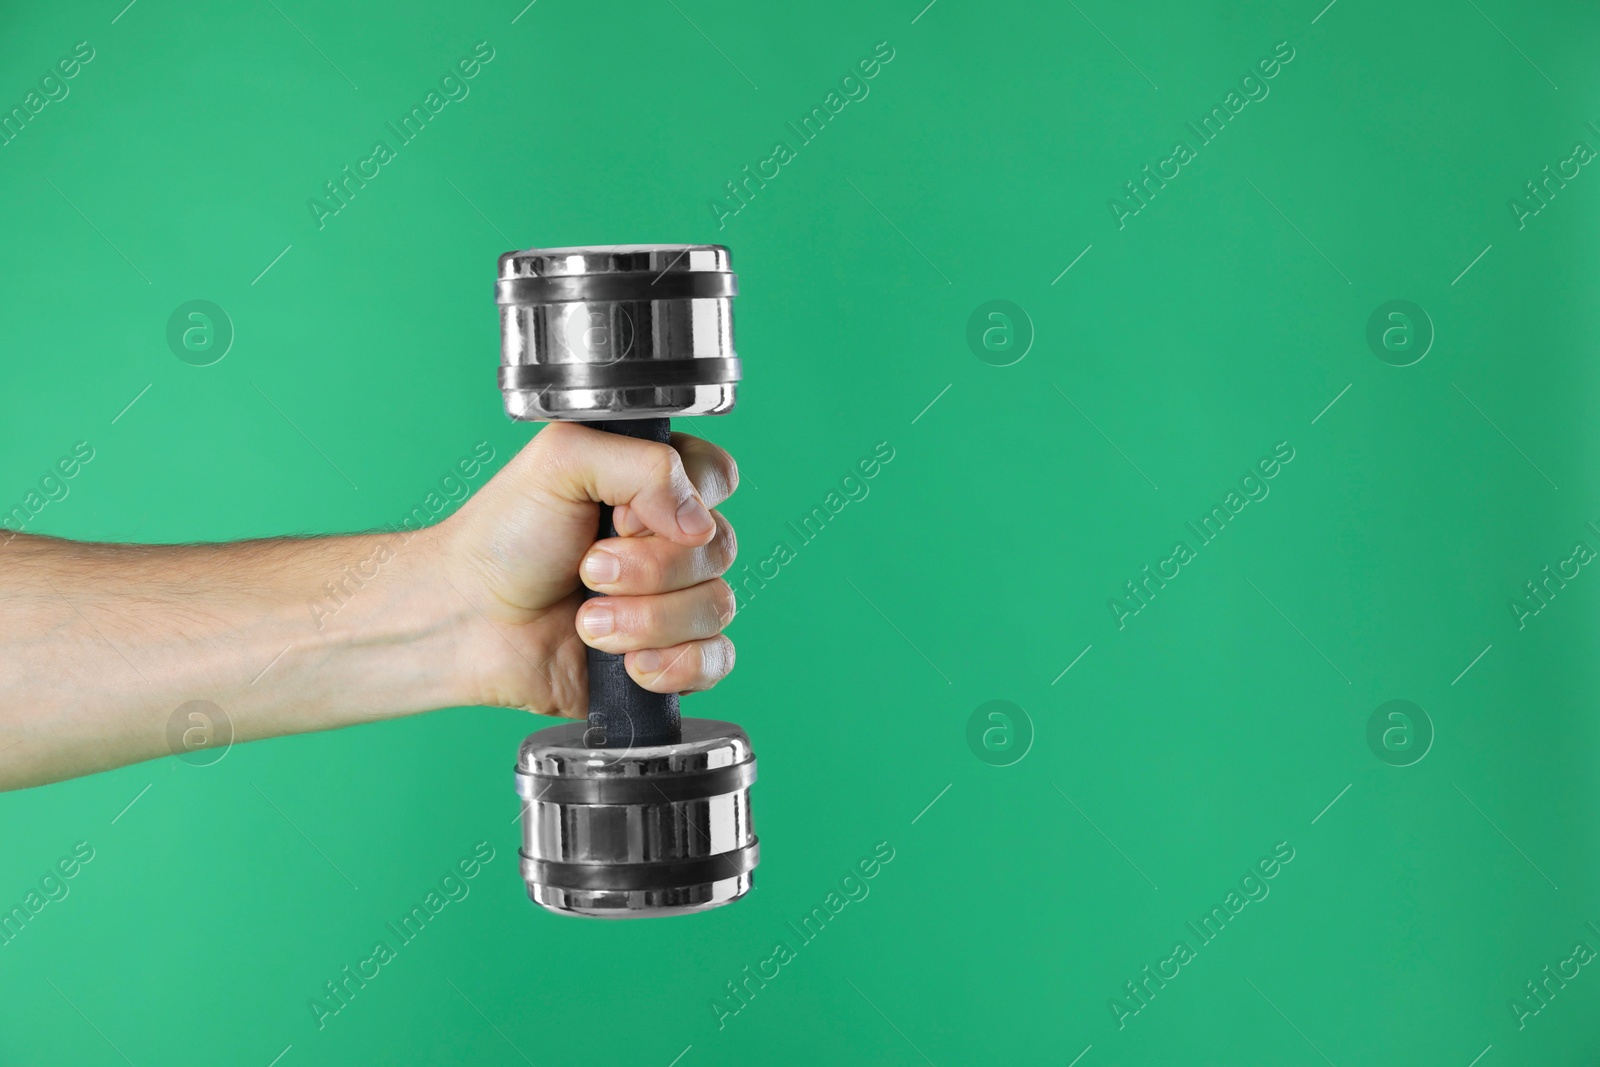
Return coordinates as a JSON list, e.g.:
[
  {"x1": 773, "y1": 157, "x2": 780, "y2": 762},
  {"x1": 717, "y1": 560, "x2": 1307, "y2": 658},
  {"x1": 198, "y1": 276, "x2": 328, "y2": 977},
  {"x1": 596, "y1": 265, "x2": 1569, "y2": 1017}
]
[
  {"x1": 576, "y1": 579, "x2": 735, "y2": 654},
  {"x1": 582, "y1": 511, "x2": 736, "y2": 595},
  {"x1": 611, "y1": 436, "x2": 737, "y2": 536},
  {"x1": 626, "y1": 635, "x2": 736, "y2": 694},
  {"x1": 528, "y1": 423, "x2": 715, "y2": 546},
  {"x1": 610, "y1": 502, "x2": 645, "y2": 538},
  {"x1": 670, "y1": 433, "x2": 739, "y2": 509}
]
